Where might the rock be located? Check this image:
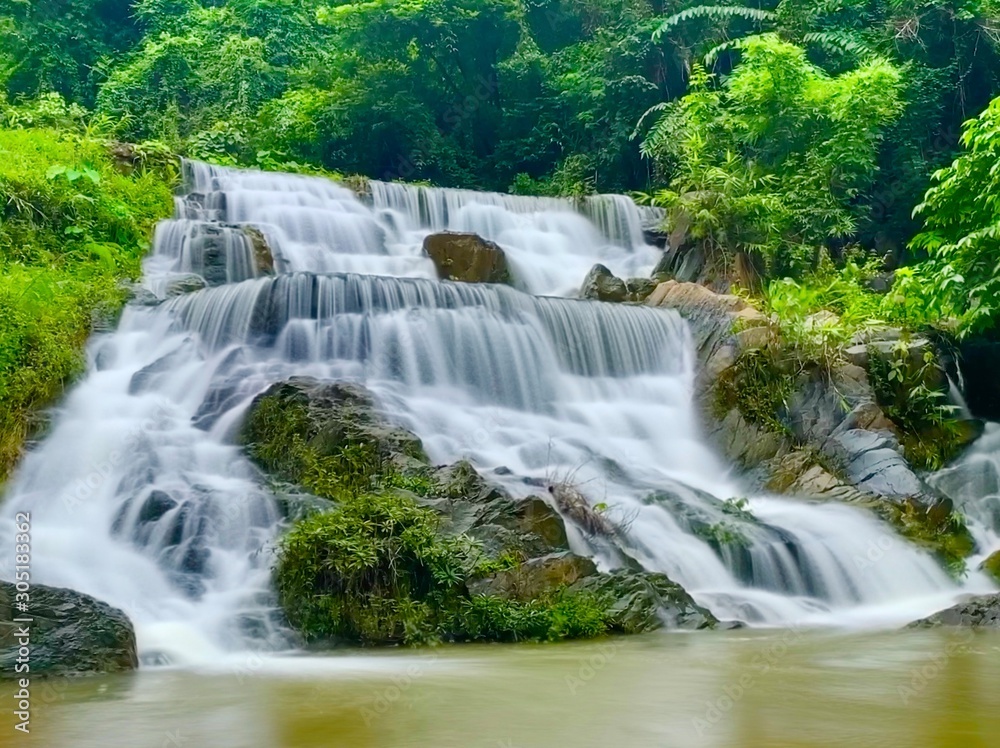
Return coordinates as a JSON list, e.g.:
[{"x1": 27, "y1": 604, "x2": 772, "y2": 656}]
[
  {"x1": 956, "y1": 339, "x2": 1000, "y2": 420},
  {"x1": 980, "y1": 550, "x2": 1000, "y2": 584},
  {"x1": 569, "y1": 570, "x2": 718, "y2": 632},
  {"x1": 826, "y1": 429, "x2": 923, "y2": 499},
  {"x1": 843, "y1": 339, "x2": 918, "y2": 369},
  {"x1": 0, "y1": 582, "x2": 138, "y2": 678},
  {"x1": 911, "y1": 594, "x2": 1000, "y2": 628},
  {"x1": 244, "y1": 225, "x2": 275, "y2": 275},
  {"x1": 241, "y1": 377, "x2": 428, "y2": 477},
  {"x1": 423, "y1": 231, "x2": 510, "y2": 284},
  {"x1": 469, "y1": 551, "x2": 597, "y2": 600},
  {"x1": 126, "y1": 284, "x2": 161, "y2": 307},
  {"x1": 548, "y1": 483, "x2": 615, "y2": 536},
  {"x1": 863, "y1": 271, "x2": 895, "y2": 294},
  {"x1": 580, "y1": 264, "x2": 628, "y2": 302},
  {"x1": 165, "y1": 273, "x2": 207, "y2": 297},
  {"x1": 624, "y1": 277, "x2": 658, "y2": 301},
  {"x1": 675, "y1": 243, "x2": 707, "y2": 283}
]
